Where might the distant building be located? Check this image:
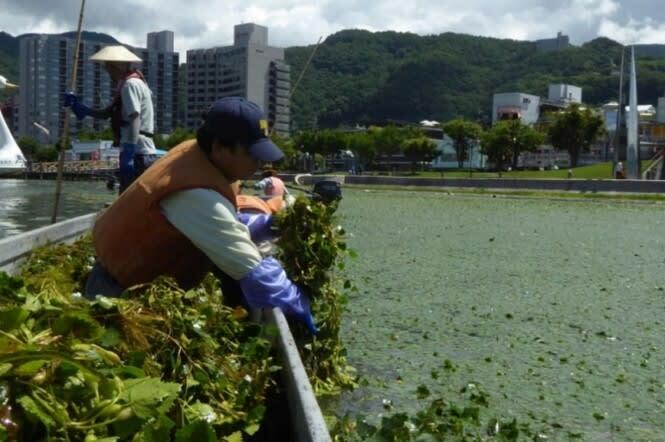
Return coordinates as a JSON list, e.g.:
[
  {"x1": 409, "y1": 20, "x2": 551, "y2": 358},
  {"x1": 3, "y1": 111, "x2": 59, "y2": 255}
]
[
  {"x1": 185, "y1": 23, "x2": 290, "y2": 136},
  {"x1": 547, "y1": 84, "x2": 582, "y2": 104},
  {"x1": 18, "y1": 31, "x2": 179, "y2": 143},
  {"x1": 535, "y1": 32, "x2": 570, "y2": 52},
  {"x1": 491, "y1": 92, "x2": 541, "y2": 124},
  {"x1": 657, "y1": 96, "x2": 665, "y2": 123}
]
